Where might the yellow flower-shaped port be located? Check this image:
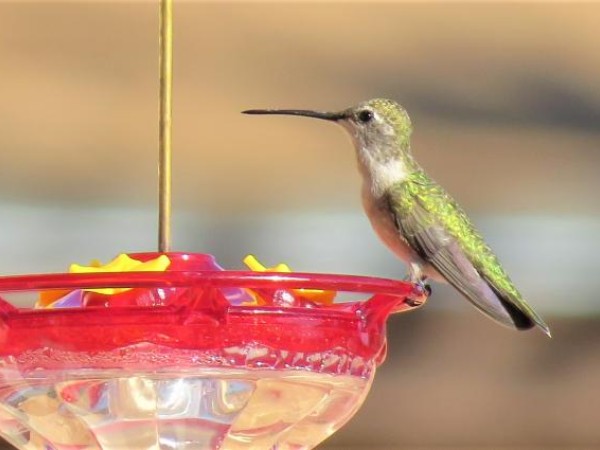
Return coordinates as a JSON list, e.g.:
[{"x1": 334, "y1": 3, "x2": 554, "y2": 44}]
[
  {"x1": 38, "y1": 254, "x2": 170, "y2": 307},
  {"x1": 69, "y1": 254, "x2": 170, "y2": 294},
  {"x1": 243, "y1": 255, "x2": 336, "y2": 305}
]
